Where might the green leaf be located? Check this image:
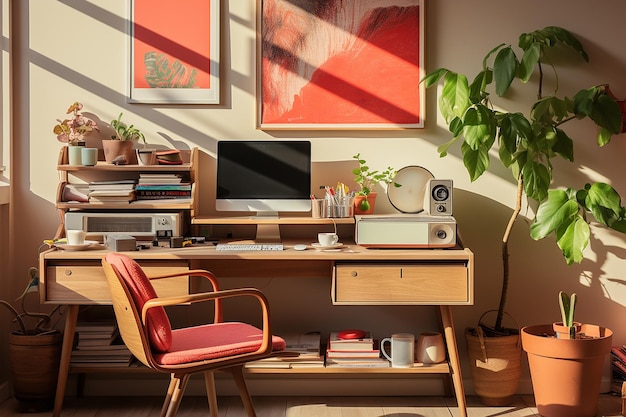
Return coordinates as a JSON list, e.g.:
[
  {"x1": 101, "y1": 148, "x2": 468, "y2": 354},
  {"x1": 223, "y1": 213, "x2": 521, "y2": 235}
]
[
  {"x1": 518, "y1": 43, "x2": 541, "y2": 82},
  {"x1": 597, "y1": 128, "x2": 612, "y2": 147},
  {"x1": 469, "y1": 69, "x2": 492, "y2": 103},
  {"x1": 552, "y1": 129, "x2": 574, "y2": 162},
  {"x1": 421, "y1": 68, "x2": 449, "y2": 87},
  {"x1": 584, "y1": 182, "x2": 624, "y2": 227},
  {"x1": 556, "y1": 215, "x2": 590, "y2": 265},
  {"x1": 530, "y1": 189, "x2": 579, "y2": 240},
  {"x1": 493, "y1": 47, "x2": 518, "y2": 96},
  {"x1": 462, "y1": 105, "x2": 495, "y2": 150},
  {"x1": 440, "y1": 72, "x2": 470, "y2": 122},
  {"x1": 522, "y1": 160, "x2": 551, "y2": 202},
  {"x1": 590, "y1": 93, "x2": 622, "y2": 135},
  {"x1": 437, "y1": 137, "x2": 457, "y2": 157},
  {"x1": 461, "y1": 141, "x2": 490, "y2": 181}
]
